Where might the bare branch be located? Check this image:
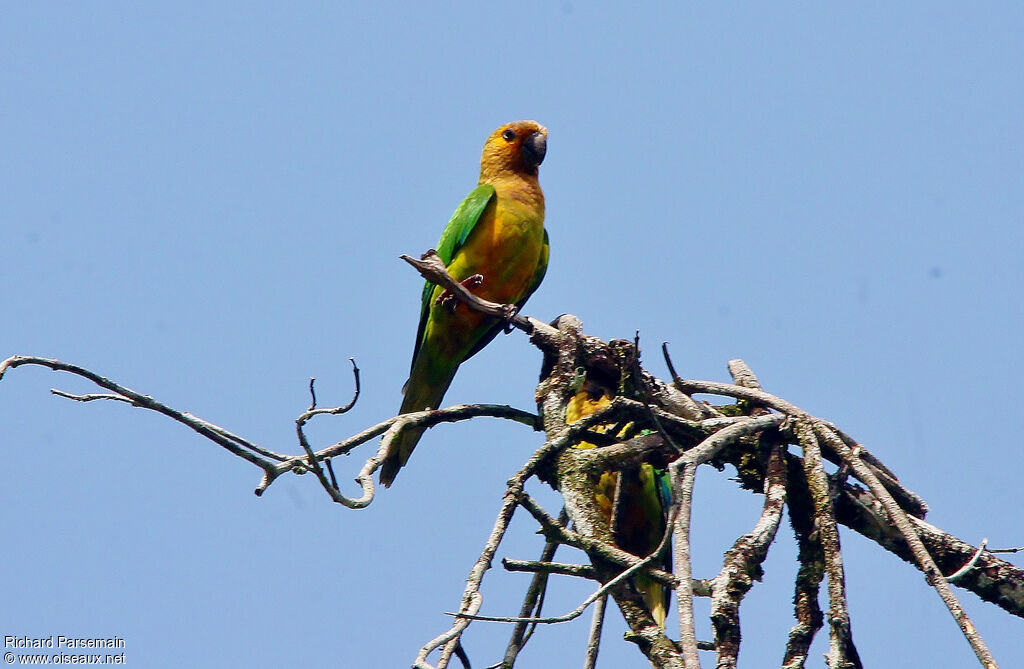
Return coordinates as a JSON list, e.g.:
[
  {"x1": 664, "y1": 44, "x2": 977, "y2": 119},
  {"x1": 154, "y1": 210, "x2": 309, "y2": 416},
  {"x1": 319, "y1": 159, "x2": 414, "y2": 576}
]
[
  {"x1": 500, "y1": 508, "x2": 569, "y2": 669},
  {"x1": 820, "y1": 419, "x2": 928, "y2": 518},
  {"x1": 7, "y1": 300, "x2": 1020, "y2": 669},
  {"x1": 415, "y1": 402, "x2": 577, "y2": 669},
  {"x1": 661, "y1": 342, "x2": 719, "y2": 419},
  {"x1": 502, "y1": 558, "x2": 693, "y2": 594},
  {"x1": 671, "y1": 460, "x2": 700, "y2": 669},
  {"x1": 672, "y1": 414, "x2": 785, "y2": 471},
  {"x1": 782, "y1": 451, "x2": 826, "y2": 668},
  {"x1": 1, "y1": 355, "x2": 288, "y2": 474},
  {"x1": 990, "y1": 546, "x2": 1024, "y2": 554},
  {"x1": 415, "y1": 489, "x2": 517, "y2": 669},
  {"x1": 0, "y1": 354, "x2": 545, "y2": 512},
  {"x1": 672, "y1": 377, "x2": 925, "y2": 517},
  {"x1": 583, "y1": 595, "x2": 606, "y2": 669},
  {"x1": 503, "y1": 558, "x2": 597, "y2": 581},
  {"x1": 50, "y1": 390, "x2": 134, "y2": 403},
  {"x1": 460, "y1": 494, "x2": 681, "y2": 626},
  {"x1": 947, "y1": 539, "x2": 990, "y2": 583},
  {"x1": 518, "y1": 490, "x2": 681, "y2": 589},
  {"x1": 726, "y1": 358, "x2": 761, "y2": 390},
  {"x1": 814, "y1": 423, "x2": 999, "y2": 667},
  {"x1": 299, "y1": 359, "x2": 361, "y2": 419},
  {"x1": 710, "y1": 442, "x2": 787, "y2": 668},
  {"x1": 825, "y1": 465, "x2": 1024, "y2": 617},
  {"x1": 796, "y1": 420, "x2": 860, "y2": 668}
]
